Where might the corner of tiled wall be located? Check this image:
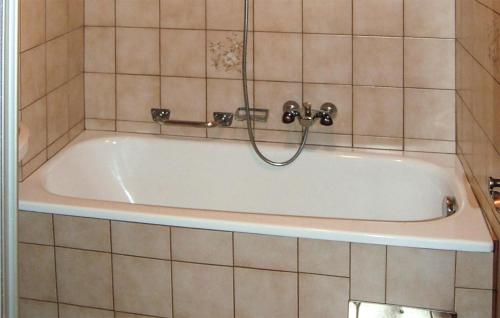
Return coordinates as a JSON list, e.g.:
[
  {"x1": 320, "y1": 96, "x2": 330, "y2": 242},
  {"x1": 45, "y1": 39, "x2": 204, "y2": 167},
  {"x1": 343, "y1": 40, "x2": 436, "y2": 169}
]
[
  {"x1": 19, "y1": 0, "x2": 85, "y2": 180},
  {"x1": 83, "y1": 0, "x2": 457, "y2": 153}
]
